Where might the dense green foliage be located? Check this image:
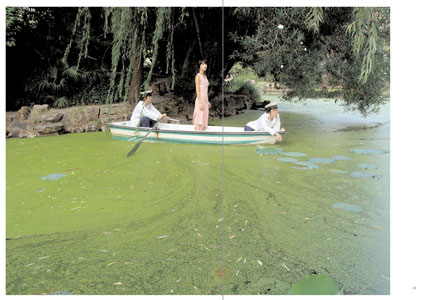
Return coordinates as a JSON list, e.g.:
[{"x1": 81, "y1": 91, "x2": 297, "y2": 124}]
[
  {"x1": 225, "y1": 63, "x2": 263, "y2": 101},
  {"x1": 6, "y1": 7, "x2": 389, "y2": 115},
  {"x1": 229, "y1": 7, "x2": 390, "y2": 115}
]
